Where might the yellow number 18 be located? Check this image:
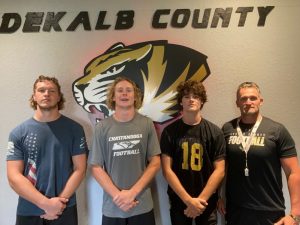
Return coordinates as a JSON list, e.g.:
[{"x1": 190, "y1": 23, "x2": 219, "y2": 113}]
[{"x1": 181, "y1": 142, "x2": 203, "y2": 171}]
